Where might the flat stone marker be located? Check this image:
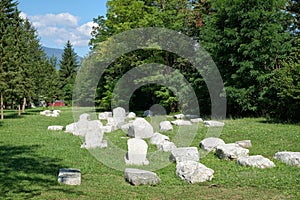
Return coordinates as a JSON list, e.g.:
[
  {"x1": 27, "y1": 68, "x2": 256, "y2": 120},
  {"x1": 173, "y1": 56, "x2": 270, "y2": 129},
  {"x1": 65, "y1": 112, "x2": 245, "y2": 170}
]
[
  {"x1": 128, "y1": 118, "x2": 154, "y2": 139},
  {"x1": 235, "y1": 140, "x2": 252, "y2": 148},
  {"x1": 190, "y1": 118, "x2": 203, "y2": 123},
  {"x1": 237, "y1": 155, "x2": 275, "y2": 168},
  {"x1": 159, "y1": 121, "x2": 173, "y2": 132},
  {"x1": 200, "y1": 137, "x2": 225, "y2": 152},
  {"x1": 125, "y1": 138, "x2": 149, "y2": 165},
  {"x1": 150, "y1": 133, "x2": 170, "y2": 145},
  {"x1": 170, "y1": 147, "x2": 200, "y2": 163},
  {"x1": 203, "y1": 120, "x2": 224, "y2": 127},
  {"x1": 216, "y1": 143, "x2": 249, "y2": 160},
  {"x1": 48, "y1": 126, "x2": 64, "y2": 131},
  {"x1": 157, "y1": 140, "x2": 176, "y2": 152},
  {"x1": 176, "y1": 161, "x2": 214, "y2": 183},
  {"x1": 124, "y1": 168, "x2": 161, "y2": 186},
  {"x1": 171, "y1": 120, "x2": 192, "y2": 126},
  {"x1": 81, "y1": 120, "x2": 107, "y2": 149},
  {"x1": 274, "y1": 151, "x2": 300, "y2": 167},
  {"x1": 40, "y1": 110, "x2": 51, "y2": 116},
  {"x1": 58, "y1": 168, "x2": 81, "y2": 185},
  {"x1": 174, "y1": 114, "x2": 185, "y2": 119}
]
